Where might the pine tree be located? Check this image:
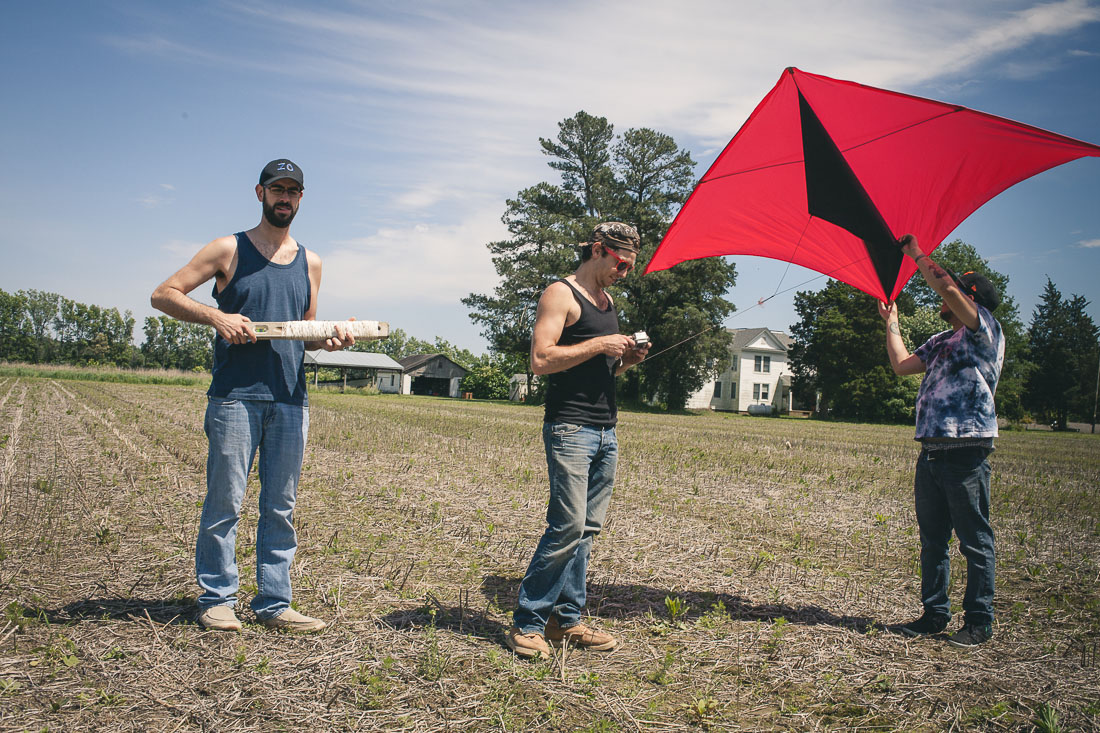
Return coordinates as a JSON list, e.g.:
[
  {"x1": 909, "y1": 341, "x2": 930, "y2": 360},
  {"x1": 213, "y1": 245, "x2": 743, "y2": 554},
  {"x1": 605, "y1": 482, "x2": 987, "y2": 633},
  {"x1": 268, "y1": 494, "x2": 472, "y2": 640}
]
[{"x1": 463, "y1": 112, "x2": 737, "y2": 410}]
